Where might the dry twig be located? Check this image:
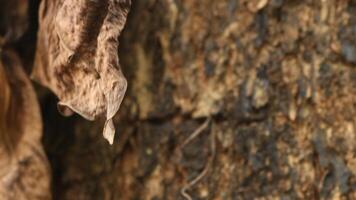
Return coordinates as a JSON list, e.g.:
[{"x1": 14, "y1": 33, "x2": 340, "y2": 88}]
[
  {"x1": 180, "y1": 118, "x2": 216, "y2": 200},
  {"x1": 180, "y1": 118, "x2": 211, "y2": 149}
]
